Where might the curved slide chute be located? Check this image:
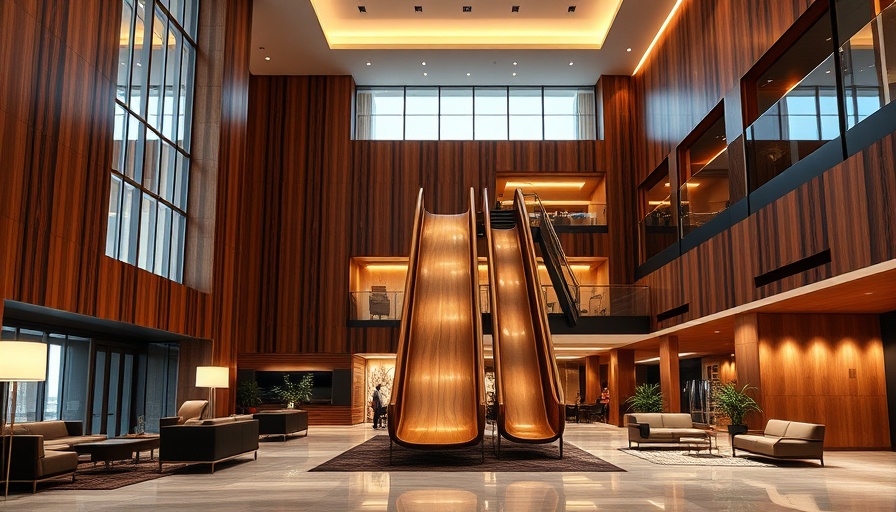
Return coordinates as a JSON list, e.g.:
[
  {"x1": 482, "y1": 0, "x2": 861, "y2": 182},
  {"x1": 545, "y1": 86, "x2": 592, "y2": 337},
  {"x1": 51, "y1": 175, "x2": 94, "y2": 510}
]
[
  {"x1": 388, "y1": 189, "x2": 486, "y2": 452},
  {"x1": 484, "y1": 188, "x2": 565, "y2": 457}
]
